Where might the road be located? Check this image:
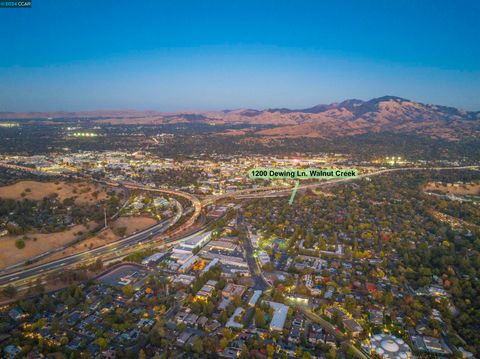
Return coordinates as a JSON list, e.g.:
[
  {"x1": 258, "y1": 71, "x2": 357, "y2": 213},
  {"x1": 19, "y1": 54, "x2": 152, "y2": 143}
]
[
  {"x1": 1, "y1": 164, "x2": 477, "y2": 293},
  {"x1": 0, "y1": 161, "x2": 203, "y2": 230},
  {"x1": 0, "y1": 217, "x2": 175, "y2": 286},
  {"x1": 237, "y1": 211, "x2": 270, "y2": 291},
  {"x1": 1, "y1": 162, "x2": 477, "y2": 356},
  {"x1": 0, "y1": 162, "x2": 204, "y2": 284},
  {"x1": 228, "y1": 165, "x2": 480, "y2": 199},
  {"x1": 298, "y1": 306, "x2": 369, "y2": 359}
]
